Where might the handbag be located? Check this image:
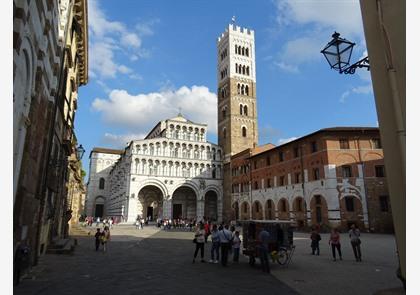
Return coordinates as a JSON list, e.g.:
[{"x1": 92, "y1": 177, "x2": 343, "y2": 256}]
[{"x1": 193, "y1": 238, "x2": 197, "y2": 244}]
